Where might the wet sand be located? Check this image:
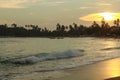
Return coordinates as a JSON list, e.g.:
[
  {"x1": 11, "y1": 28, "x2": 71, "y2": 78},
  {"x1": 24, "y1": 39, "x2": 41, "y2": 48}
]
[{"x1": 56, "y1": 58, "x2": 120, "y2": 80}]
